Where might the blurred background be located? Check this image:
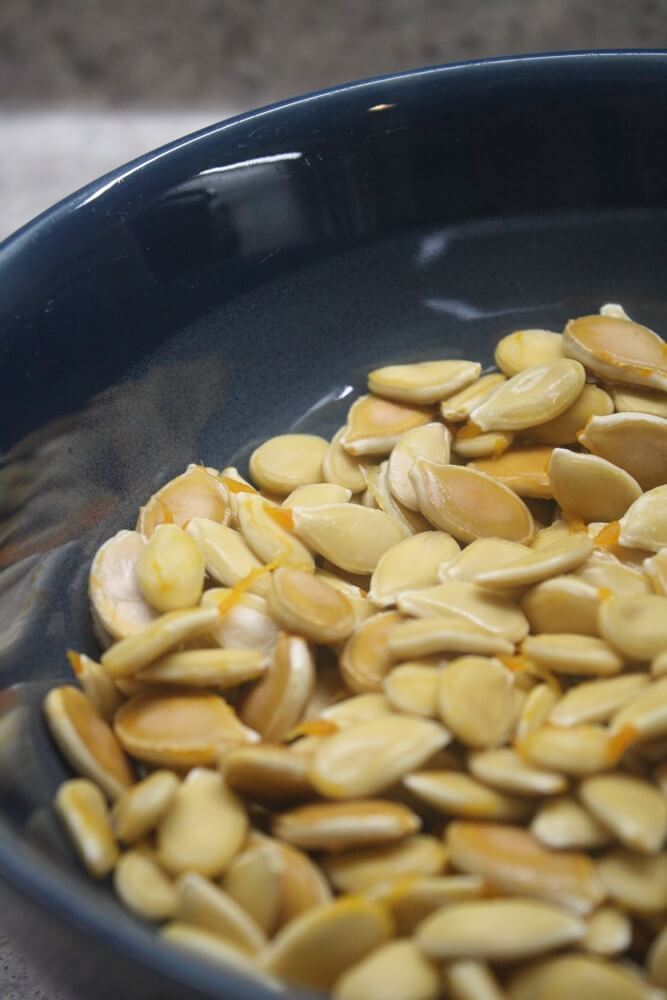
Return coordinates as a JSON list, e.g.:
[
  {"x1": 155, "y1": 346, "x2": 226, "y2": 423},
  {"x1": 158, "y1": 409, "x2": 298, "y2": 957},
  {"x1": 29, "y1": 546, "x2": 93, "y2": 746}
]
[{"x1": 3, "y1": 0, "x2": 667, "y2": 241}]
